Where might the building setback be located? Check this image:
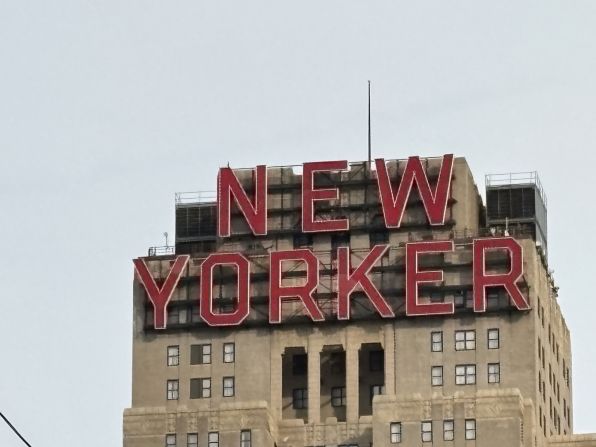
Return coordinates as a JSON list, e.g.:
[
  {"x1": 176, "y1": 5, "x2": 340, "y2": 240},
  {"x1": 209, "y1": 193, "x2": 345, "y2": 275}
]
[{"x1": 123, "y1": 155, "x2": 596, "y2": 447}]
